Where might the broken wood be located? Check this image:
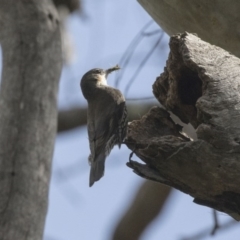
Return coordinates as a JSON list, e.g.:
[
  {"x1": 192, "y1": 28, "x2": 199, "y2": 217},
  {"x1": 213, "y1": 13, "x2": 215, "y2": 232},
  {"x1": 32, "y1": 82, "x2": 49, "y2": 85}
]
[{"x1": 126, "y1": 32, "x2": 240, "y2": 220}]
